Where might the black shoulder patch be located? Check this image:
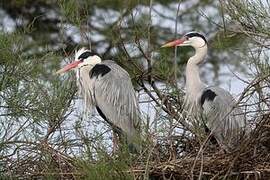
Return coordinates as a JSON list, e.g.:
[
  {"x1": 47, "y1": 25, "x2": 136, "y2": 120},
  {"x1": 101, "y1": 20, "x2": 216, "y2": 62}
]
[
  {"x1": 89, "y1": 64, "x2": 111, "y2": 78},
  {"x1": 200, "y1": 89, "x2": 217, "y2": 106},
  {"x1": 78, "y1": 51, "x2": 100, "y2": 60},
  {"x1": 185, "y1": 32, "x2": 207, "y2": 44}
]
